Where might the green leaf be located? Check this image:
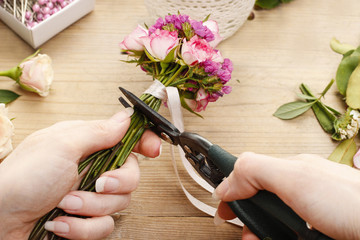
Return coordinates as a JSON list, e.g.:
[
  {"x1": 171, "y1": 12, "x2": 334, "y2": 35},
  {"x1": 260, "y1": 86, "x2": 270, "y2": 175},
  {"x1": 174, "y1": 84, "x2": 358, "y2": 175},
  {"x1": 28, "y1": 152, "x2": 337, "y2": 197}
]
[
  {"x1": 320, "y1": 78, "x2": 334, "y2": 97},
  {"x1": 273, "y1": 101, "x2": 314, "y2": 120},
  {"x1": 328, "y1": 138, "x2": 356, "y2": 166},
  {"x1": 0, "y1": 89, "x2": 20, "y2": 104},
  {"x1": 180, "y1": 94, "x2": 203, "y2": 118},
  {"x1": 335, "y1": 47, "x2": 360, "y2": 96},
  {"x1": 346, "y1": 62, "x2": 360, "y2": 109},
  {"x1": 330, "y1": 38, "x2": 356, "y2": 55},
  {"x1": 163, "y1": 47, "x2": 178, "y2": 63},
  {"x1": 296, "y1": 93, "x2": 317, "y2": 100},
  {"x1": 255, "y1": 0, "x2": 281, "y2": 9},
  {"x1": 324, "y1": 104, "x2": 341, "y2": 117},
  {"x1": 300, "y1": 84, "x2": 336, "y2": 133}
]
